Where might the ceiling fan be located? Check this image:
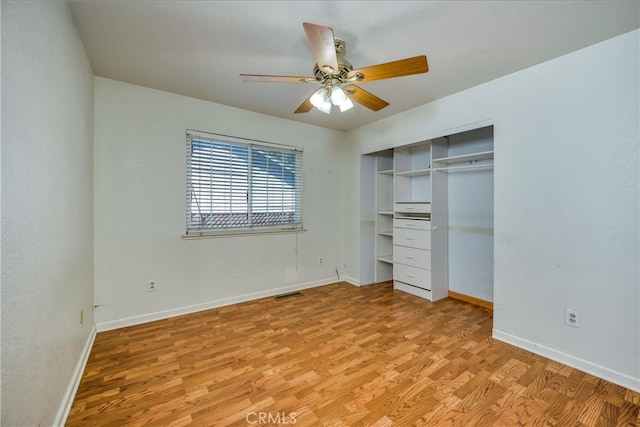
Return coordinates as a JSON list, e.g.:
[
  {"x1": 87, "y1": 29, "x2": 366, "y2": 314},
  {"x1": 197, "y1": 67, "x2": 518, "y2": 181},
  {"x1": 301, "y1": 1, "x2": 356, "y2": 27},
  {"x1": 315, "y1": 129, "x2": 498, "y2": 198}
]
[{"x1": 240, "y1": 22, "x2": 429, "y2": 114}]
